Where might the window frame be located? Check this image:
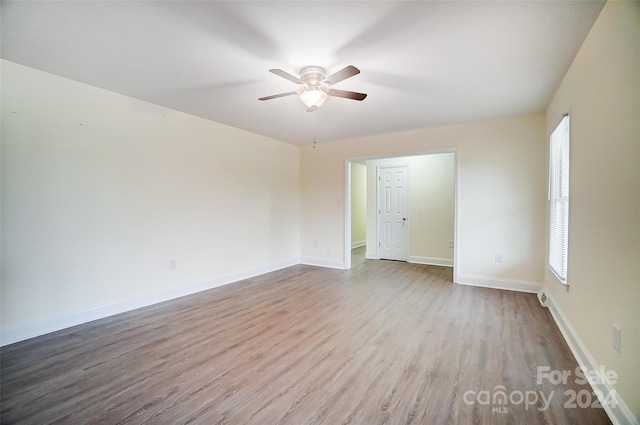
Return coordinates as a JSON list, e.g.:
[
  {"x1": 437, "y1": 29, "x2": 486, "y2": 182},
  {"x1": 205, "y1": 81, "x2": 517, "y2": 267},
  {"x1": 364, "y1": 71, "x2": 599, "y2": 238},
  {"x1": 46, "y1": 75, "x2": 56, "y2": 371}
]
[{"x1": 548, "y1": 114, "x2": 570, "y2": 284}]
